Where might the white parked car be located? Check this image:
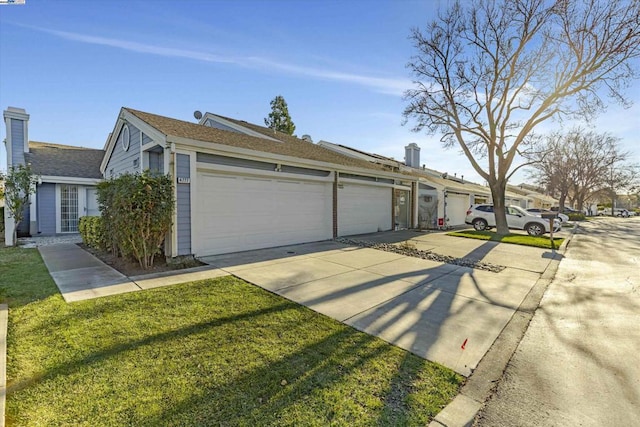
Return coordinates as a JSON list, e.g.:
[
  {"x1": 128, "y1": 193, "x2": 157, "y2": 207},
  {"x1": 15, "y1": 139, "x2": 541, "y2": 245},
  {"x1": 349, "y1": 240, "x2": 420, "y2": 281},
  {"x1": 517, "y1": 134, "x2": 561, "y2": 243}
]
[
  {"x1": 599, "y1": 208, "x2": 631, "y2": 217},
  {"x1": 526, "y1": 208, "x2": 569, "y2": 224},
  {"x1": 465, "y1": 204, "x2": 562, "y2": 236},
  {"x1": 615, "y1": 209, "x2": 631, "y2": 217}
]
